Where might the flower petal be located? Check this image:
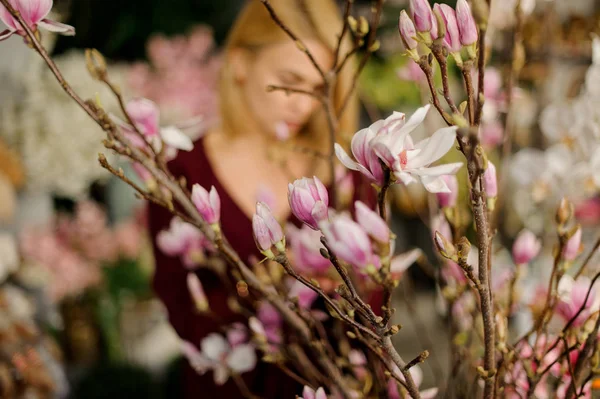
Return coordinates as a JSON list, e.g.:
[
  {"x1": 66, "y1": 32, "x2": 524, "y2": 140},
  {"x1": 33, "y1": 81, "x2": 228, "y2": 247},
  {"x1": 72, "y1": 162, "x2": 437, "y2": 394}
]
[
  {"x1": 408, "y1": 126, "x2": 458, "y2": 169},
  {"x1": 0, "y1": 1, "x2": 18, "y2": 31},
  {"x1": 160, "y1": 126, "x2": 194, "y2": 151},
  {"x1": 201, "y1": 333, "x2": 229, "y2": 362},
  {"x1": 19, "y1": 0, "x2": 52, "y2": 25},
  {"x1": 38, "y1": 18, "x2": 75, "y2": 35},
  {"x1": 410, "y1": 162, "x2": 463, "y2": 177},
  {"x1": 226, "y1": 344, "x2": 257, "y2": 373},
  {"x1": 390, "y1": 248, "x2": 422, "y2": 274},
  {"x1": 419, "y1": 175, "x2": 450, "y2": 193}
]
